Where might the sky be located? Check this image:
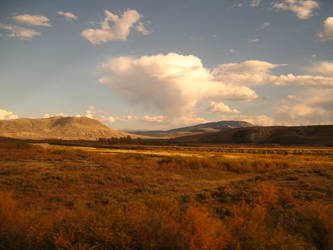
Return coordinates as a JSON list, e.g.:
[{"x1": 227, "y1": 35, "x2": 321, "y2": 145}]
[{"x1": 0, "y1": 0, "x2": 333, "y2": 130}]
